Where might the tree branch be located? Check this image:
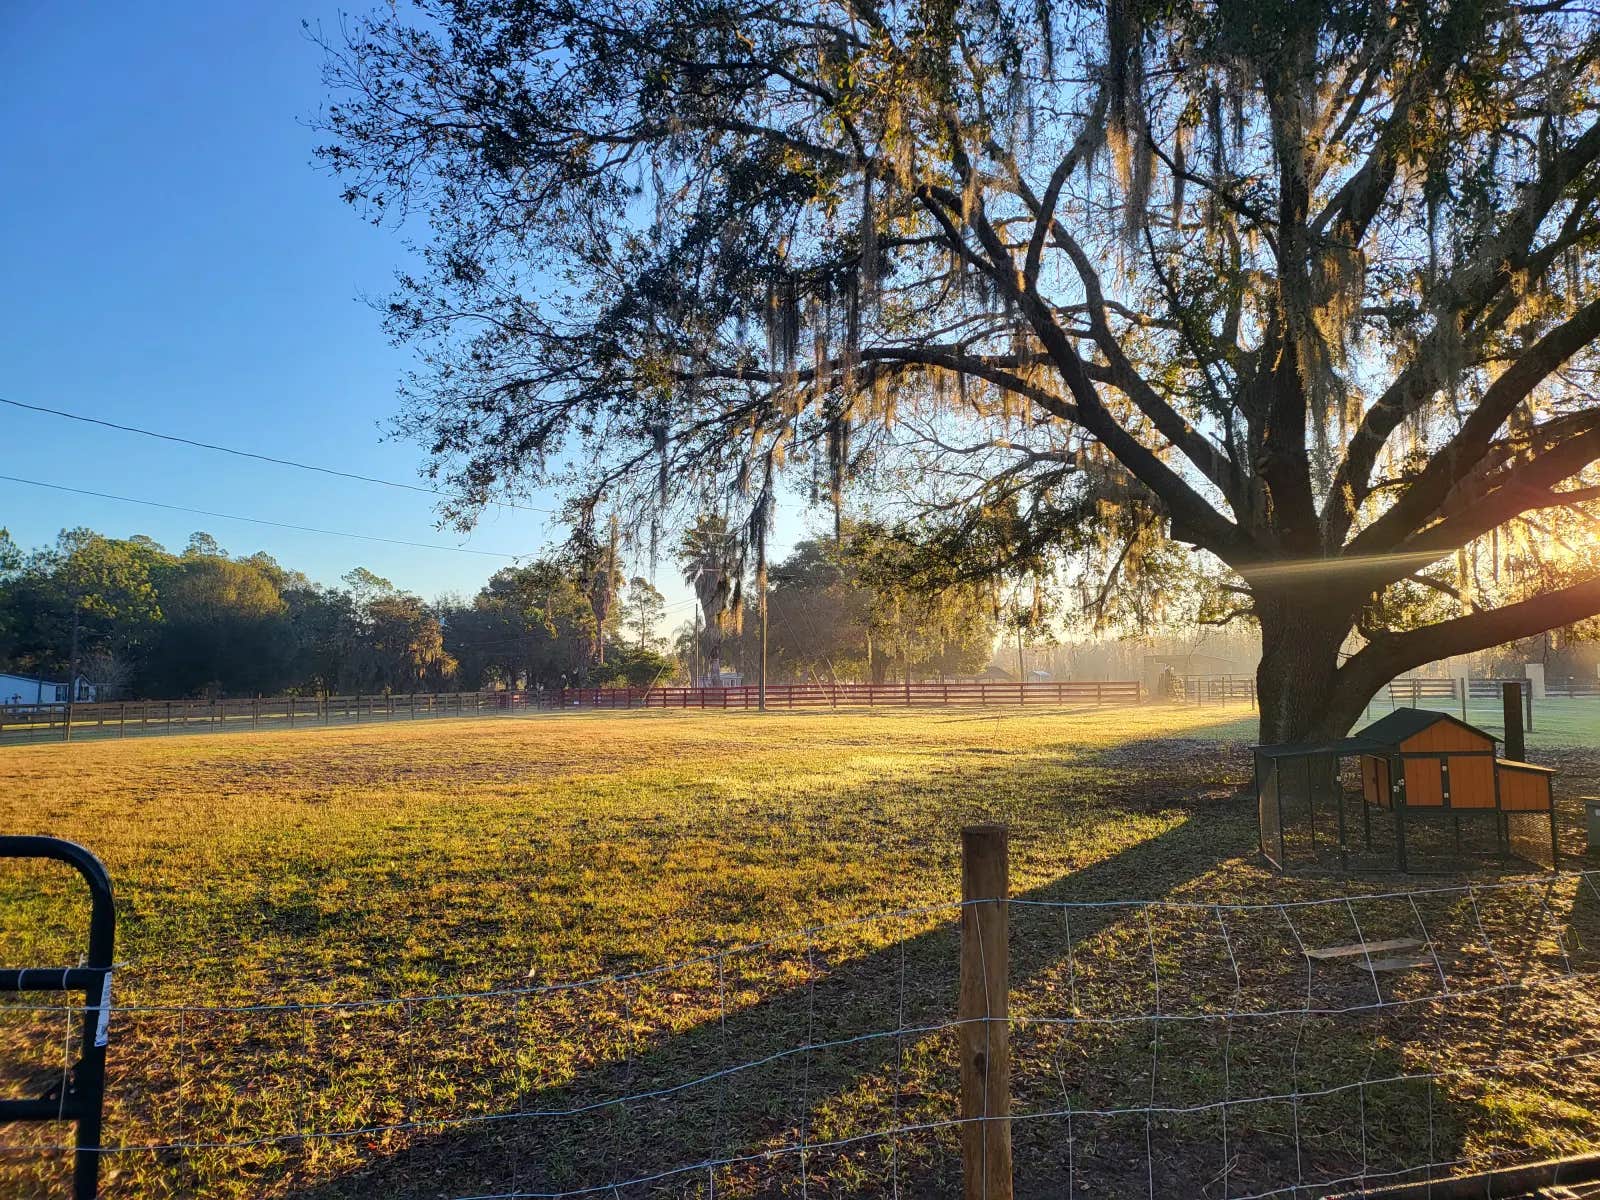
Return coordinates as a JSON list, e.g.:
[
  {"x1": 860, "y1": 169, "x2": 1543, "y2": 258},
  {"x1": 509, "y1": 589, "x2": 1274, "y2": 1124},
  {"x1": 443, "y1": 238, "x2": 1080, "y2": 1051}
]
[
  {"x1": 1348, "y1": 294, "x2": 1600, "y2": 556},
  {"x1": 1326, "y1": 114, "x2": 1600, "y2": 539},
  {"x1": 1348, "y1": 572, "x2": 1600, "y2": 679}
]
